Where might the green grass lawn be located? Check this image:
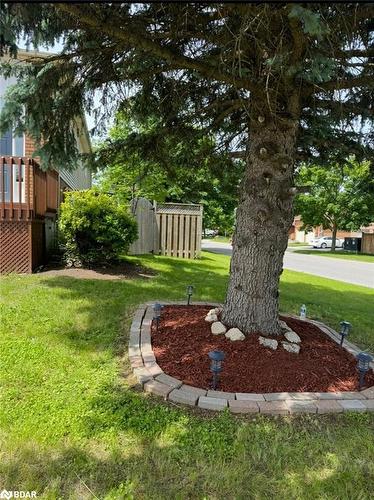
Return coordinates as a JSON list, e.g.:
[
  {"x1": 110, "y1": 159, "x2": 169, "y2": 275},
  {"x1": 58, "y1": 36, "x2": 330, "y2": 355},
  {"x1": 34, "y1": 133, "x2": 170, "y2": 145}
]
[
  {"x1": 1, "y1": 252, "x2": 373, "y2": 499},
  {"x1": 294, "y1": 249, "x2": 374, "y2": 263}
]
